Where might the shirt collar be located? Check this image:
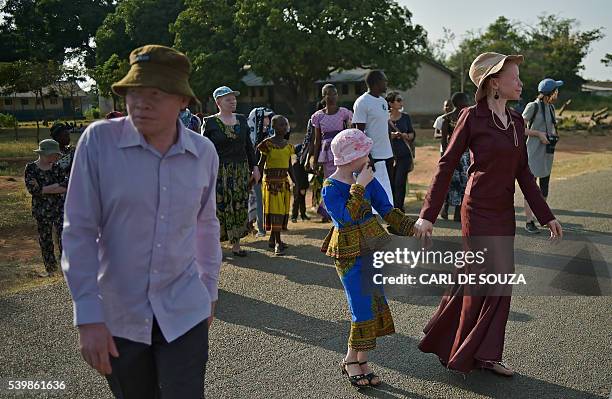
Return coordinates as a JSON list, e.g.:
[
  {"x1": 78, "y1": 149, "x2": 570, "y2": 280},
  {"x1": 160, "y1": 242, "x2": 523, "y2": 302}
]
[{"x1": 118, "y1": 117, "x2": 199, "y2": 158}]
